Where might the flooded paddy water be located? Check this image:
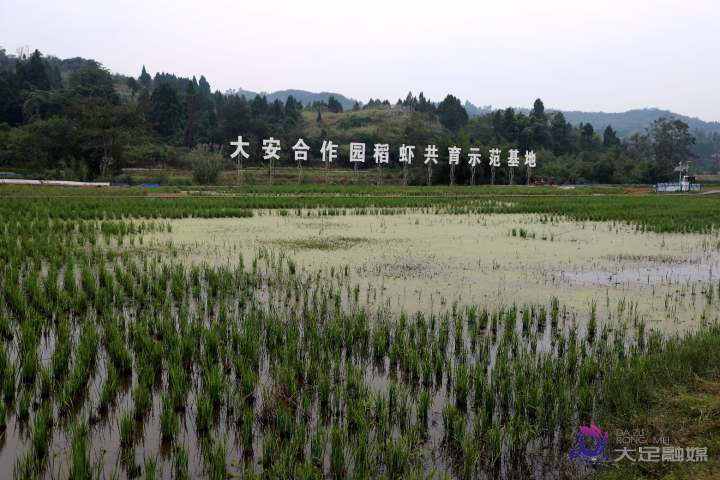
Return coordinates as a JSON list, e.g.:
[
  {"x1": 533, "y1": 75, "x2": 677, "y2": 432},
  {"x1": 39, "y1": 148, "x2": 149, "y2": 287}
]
[
  {"x1": 2, "y1": 205, "x2": 720, "y2": 479},
  {"x1": 150, "y1": 211, "x2": 720, "y2": 333}
]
